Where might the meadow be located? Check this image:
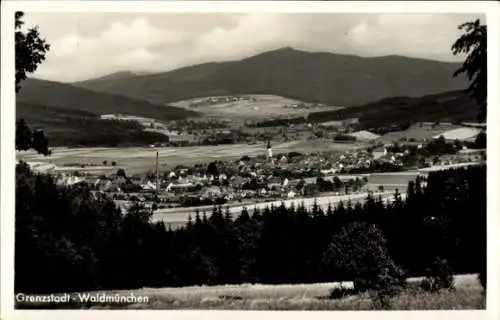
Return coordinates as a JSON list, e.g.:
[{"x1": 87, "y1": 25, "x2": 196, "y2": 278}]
[
  {"x1": 375, "y1": 123, "x2": 462, "y2": 143},
  {"x1": 121, "y1": 274, "x2": 484, "y2": 310},
  {"x1": 171, "y1": 94, "x2": 343, "y2": 120},
  {"x1": 367, "y1": 172, "x2": 421, "y2": 186},
  {"x1": 16, "y1": 140, "x2": 365, "y2": 174},
  {"x1": 19, "y1": 274, "x2": 483, "y2": 310}
]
